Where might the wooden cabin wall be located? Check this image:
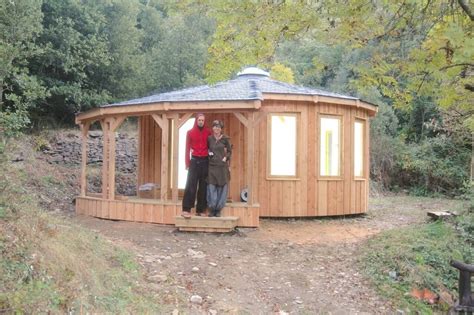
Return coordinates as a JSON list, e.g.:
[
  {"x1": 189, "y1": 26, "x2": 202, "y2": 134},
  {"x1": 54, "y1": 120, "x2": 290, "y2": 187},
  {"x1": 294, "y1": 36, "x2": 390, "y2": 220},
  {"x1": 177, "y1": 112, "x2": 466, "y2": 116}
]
[
  {"x1": 257, "y1": 101, "x2": 370, "y2": 217},
  {"x1": 137, "y1": 116, "x2": 162, "y2": 188}
]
